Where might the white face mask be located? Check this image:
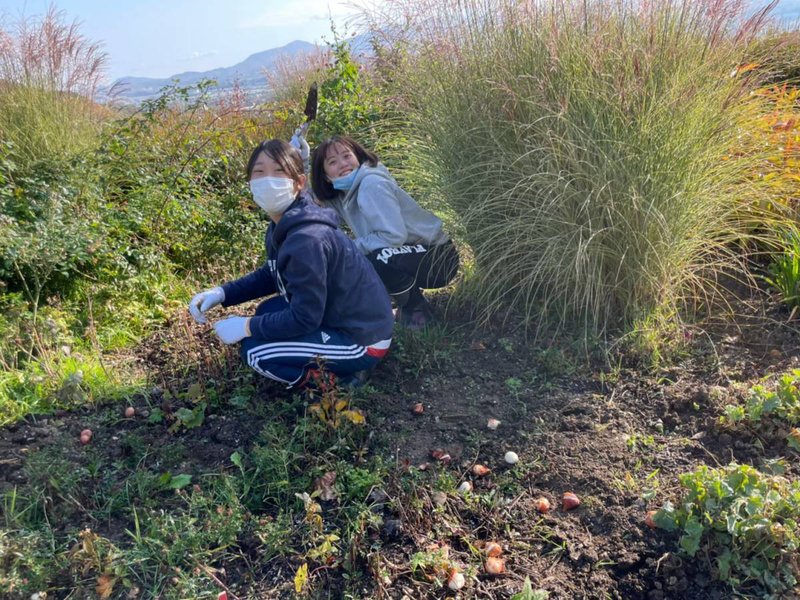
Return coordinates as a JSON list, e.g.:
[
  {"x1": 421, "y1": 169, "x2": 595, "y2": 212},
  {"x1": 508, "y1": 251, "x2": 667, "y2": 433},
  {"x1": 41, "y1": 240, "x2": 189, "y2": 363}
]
[{"x1": 249, "y1": 177, "x2": 296, "y2": 215}]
